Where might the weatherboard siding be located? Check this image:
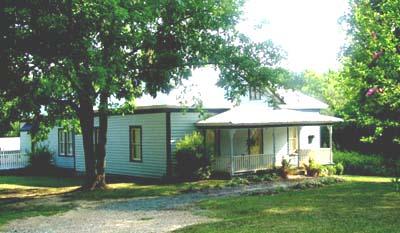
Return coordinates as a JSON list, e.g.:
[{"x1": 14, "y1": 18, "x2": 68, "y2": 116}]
[
  {"x1": 37, "y1": 127, "x2": 75, "y2": 169},
  {"x1": 170, "y1": 112, "x2": 204, "y2": 172},
  {"x1": 20, "y1": 132, "x2": 31, "y2": 154},
  {"x1": 75, "y1": 113, "x2": 167, "y2": 178}
]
